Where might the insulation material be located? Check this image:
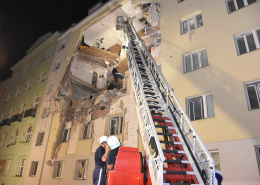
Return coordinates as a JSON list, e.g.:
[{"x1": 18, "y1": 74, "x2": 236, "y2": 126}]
[
  {"x1": 151, "y1": 45, "x2": 163, "y2": 65},
  {"x1": 147, "y1": 4, "x2": 160, "y2": 27}
]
